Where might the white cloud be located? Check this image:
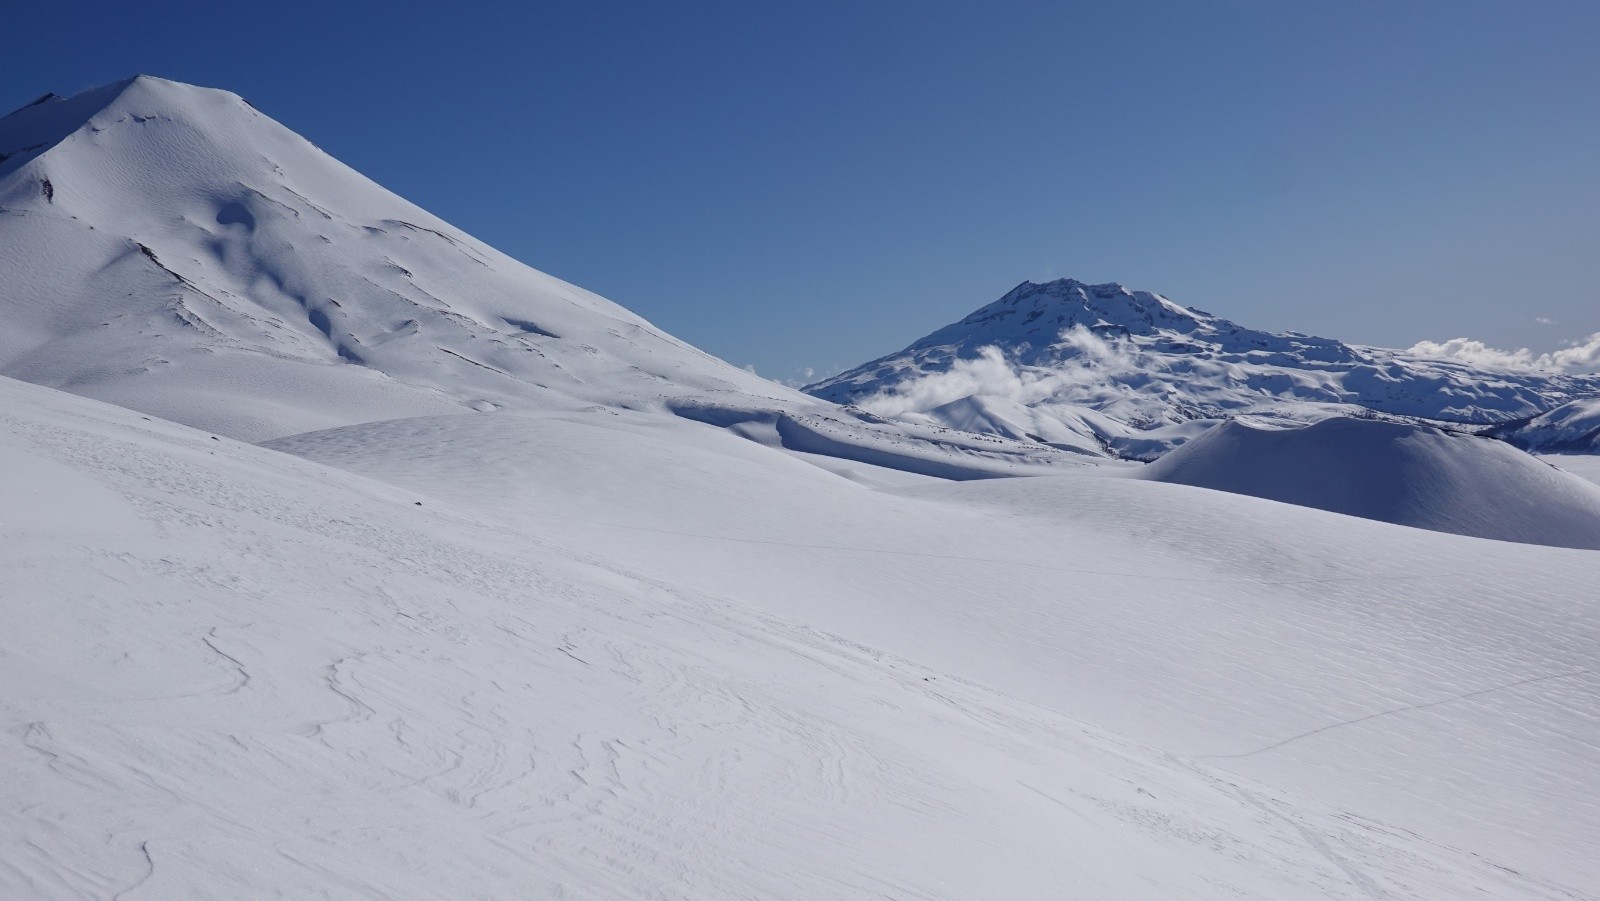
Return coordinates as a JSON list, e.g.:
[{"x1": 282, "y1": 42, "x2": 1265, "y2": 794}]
[
  {"x1": 1407, "y1": 332, "x2": 1600, "y2": 372},
  {"x1": 777, "y1": 366, "x2": 822, "y2": 389},
  {"x1": 856, "y1": 326, "x2": 1137, "y2": 417},
  {"x1": 1535, "y1": 317, "x2": 1556, "y2": 325},
  {"x1": 1054, "y1": 324, "x2": 1135, "y2": 369}
]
